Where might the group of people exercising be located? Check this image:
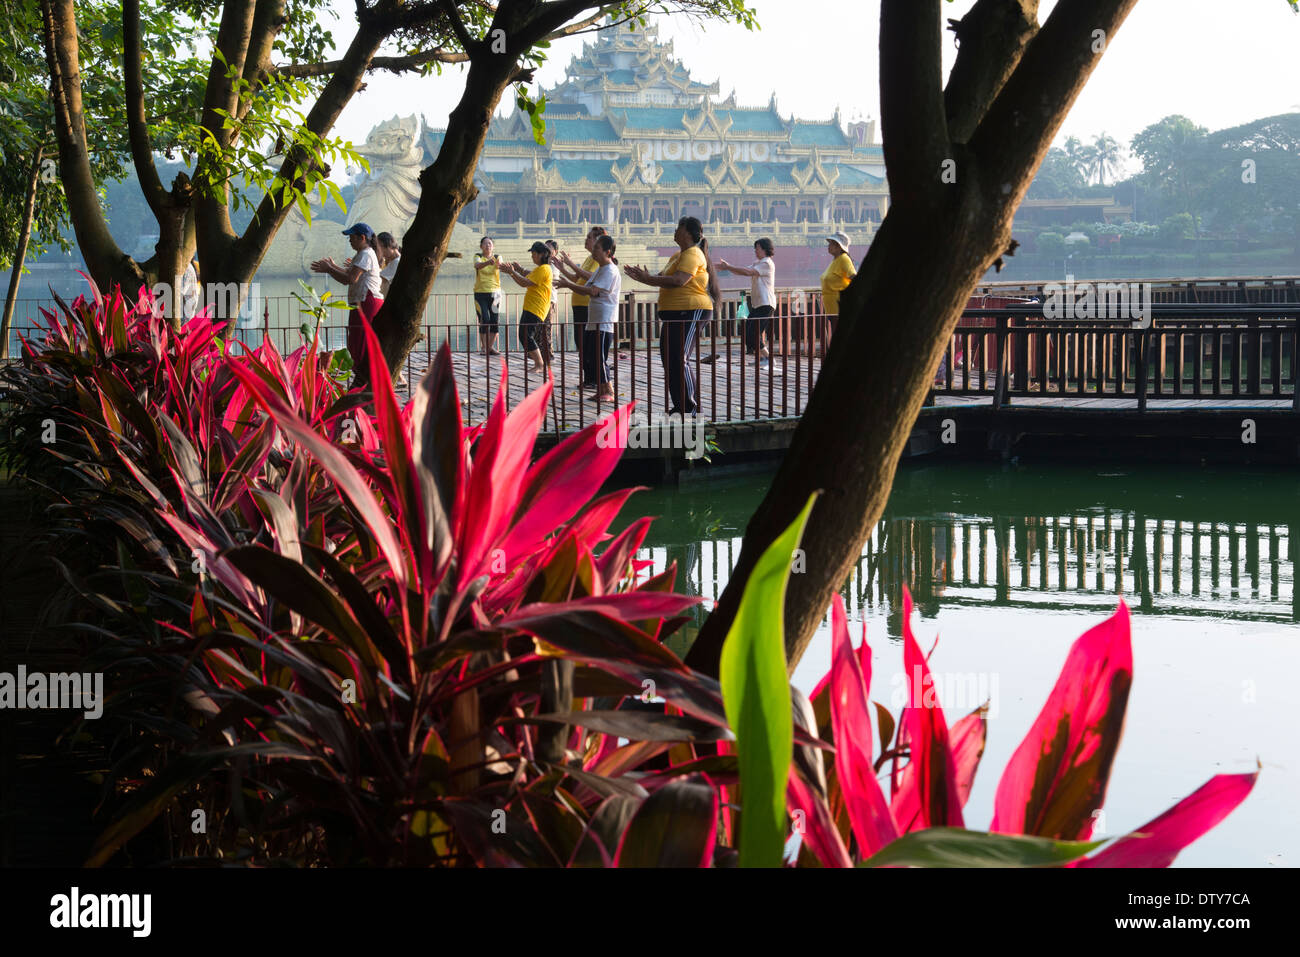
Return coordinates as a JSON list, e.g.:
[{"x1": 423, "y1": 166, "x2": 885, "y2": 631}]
[{"x1": 313, "y1": 217, "x2": 858, "y2": 414}]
